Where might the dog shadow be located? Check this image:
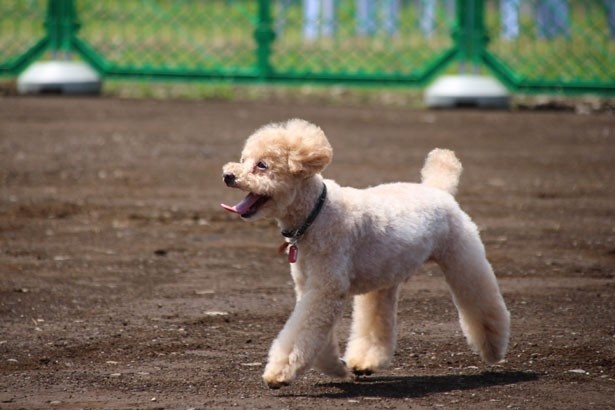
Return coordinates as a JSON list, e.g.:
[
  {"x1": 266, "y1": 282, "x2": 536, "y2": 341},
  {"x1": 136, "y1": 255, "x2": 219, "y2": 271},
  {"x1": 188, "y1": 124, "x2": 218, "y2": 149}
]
[{"x1": 283, "y1": 371, "x2": 540, "y2": 399}]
